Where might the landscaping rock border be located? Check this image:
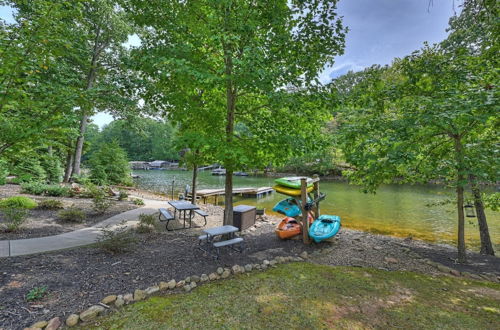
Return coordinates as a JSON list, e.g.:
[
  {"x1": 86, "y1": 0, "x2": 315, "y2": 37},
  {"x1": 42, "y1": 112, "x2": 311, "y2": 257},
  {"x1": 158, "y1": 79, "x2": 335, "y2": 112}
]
[{"x1": 22, "y1": 254, "x2": 305, "y2": 329}]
